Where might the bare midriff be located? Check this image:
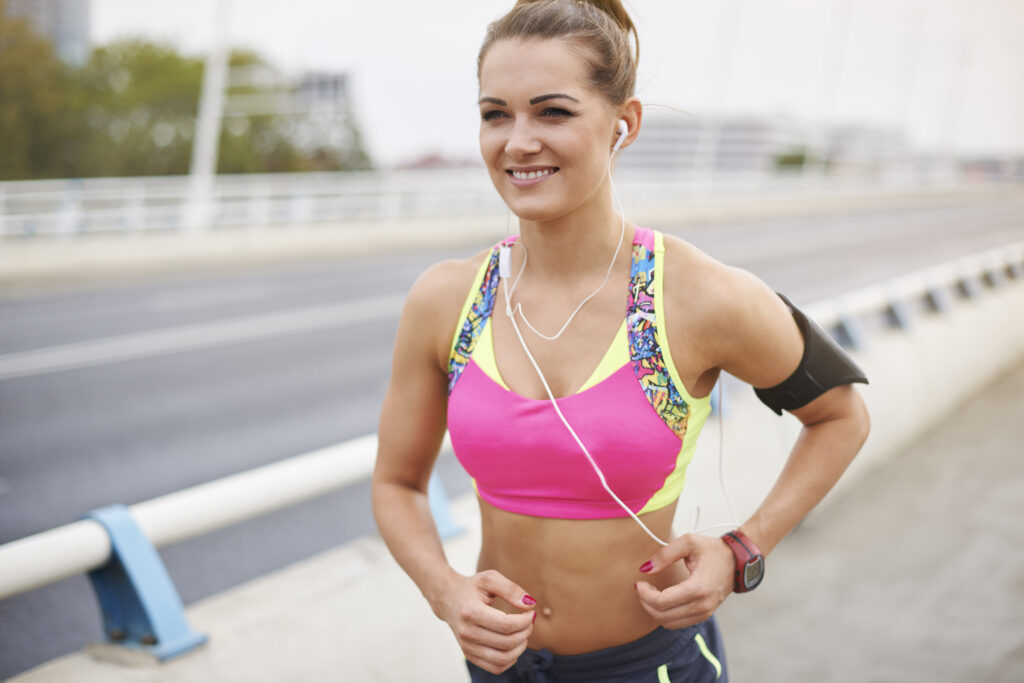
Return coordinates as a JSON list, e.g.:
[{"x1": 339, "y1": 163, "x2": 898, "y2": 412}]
[{"x1": 476, "y1": 497, "x2": 689, "y2": 655}]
